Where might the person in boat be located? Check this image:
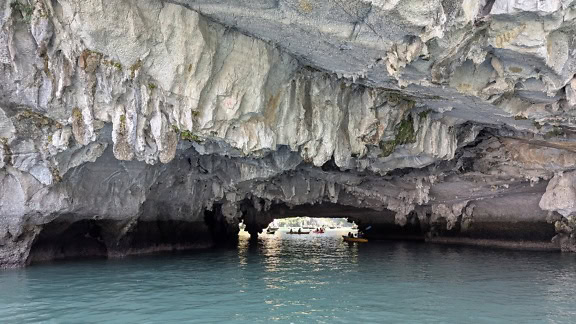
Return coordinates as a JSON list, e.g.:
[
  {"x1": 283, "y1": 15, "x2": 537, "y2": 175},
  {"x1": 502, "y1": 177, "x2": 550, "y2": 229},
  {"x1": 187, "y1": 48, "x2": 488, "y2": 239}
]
[
  {"x1": 298, "y1": 228, "x2": 302, "y2": 234},
  {"x1": 348, "y1": 232, "x2": 353, "y2": 238},
  {"x1": 289, "y1": 228, "x2": 293, "y2": 234}
]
